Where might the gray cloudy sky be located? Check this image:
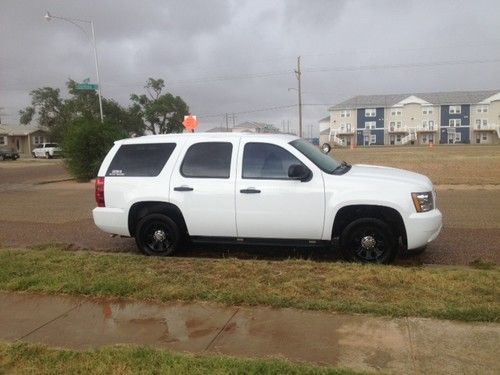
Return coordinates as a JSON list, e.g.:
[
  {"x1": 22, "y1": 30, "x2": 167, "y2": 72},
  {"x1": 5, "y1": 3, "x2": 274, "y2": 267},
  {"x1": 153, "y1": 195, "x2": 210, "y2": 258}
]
[{"x1": 2, "y1": 0, "x2": 500, "y2": 135}]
